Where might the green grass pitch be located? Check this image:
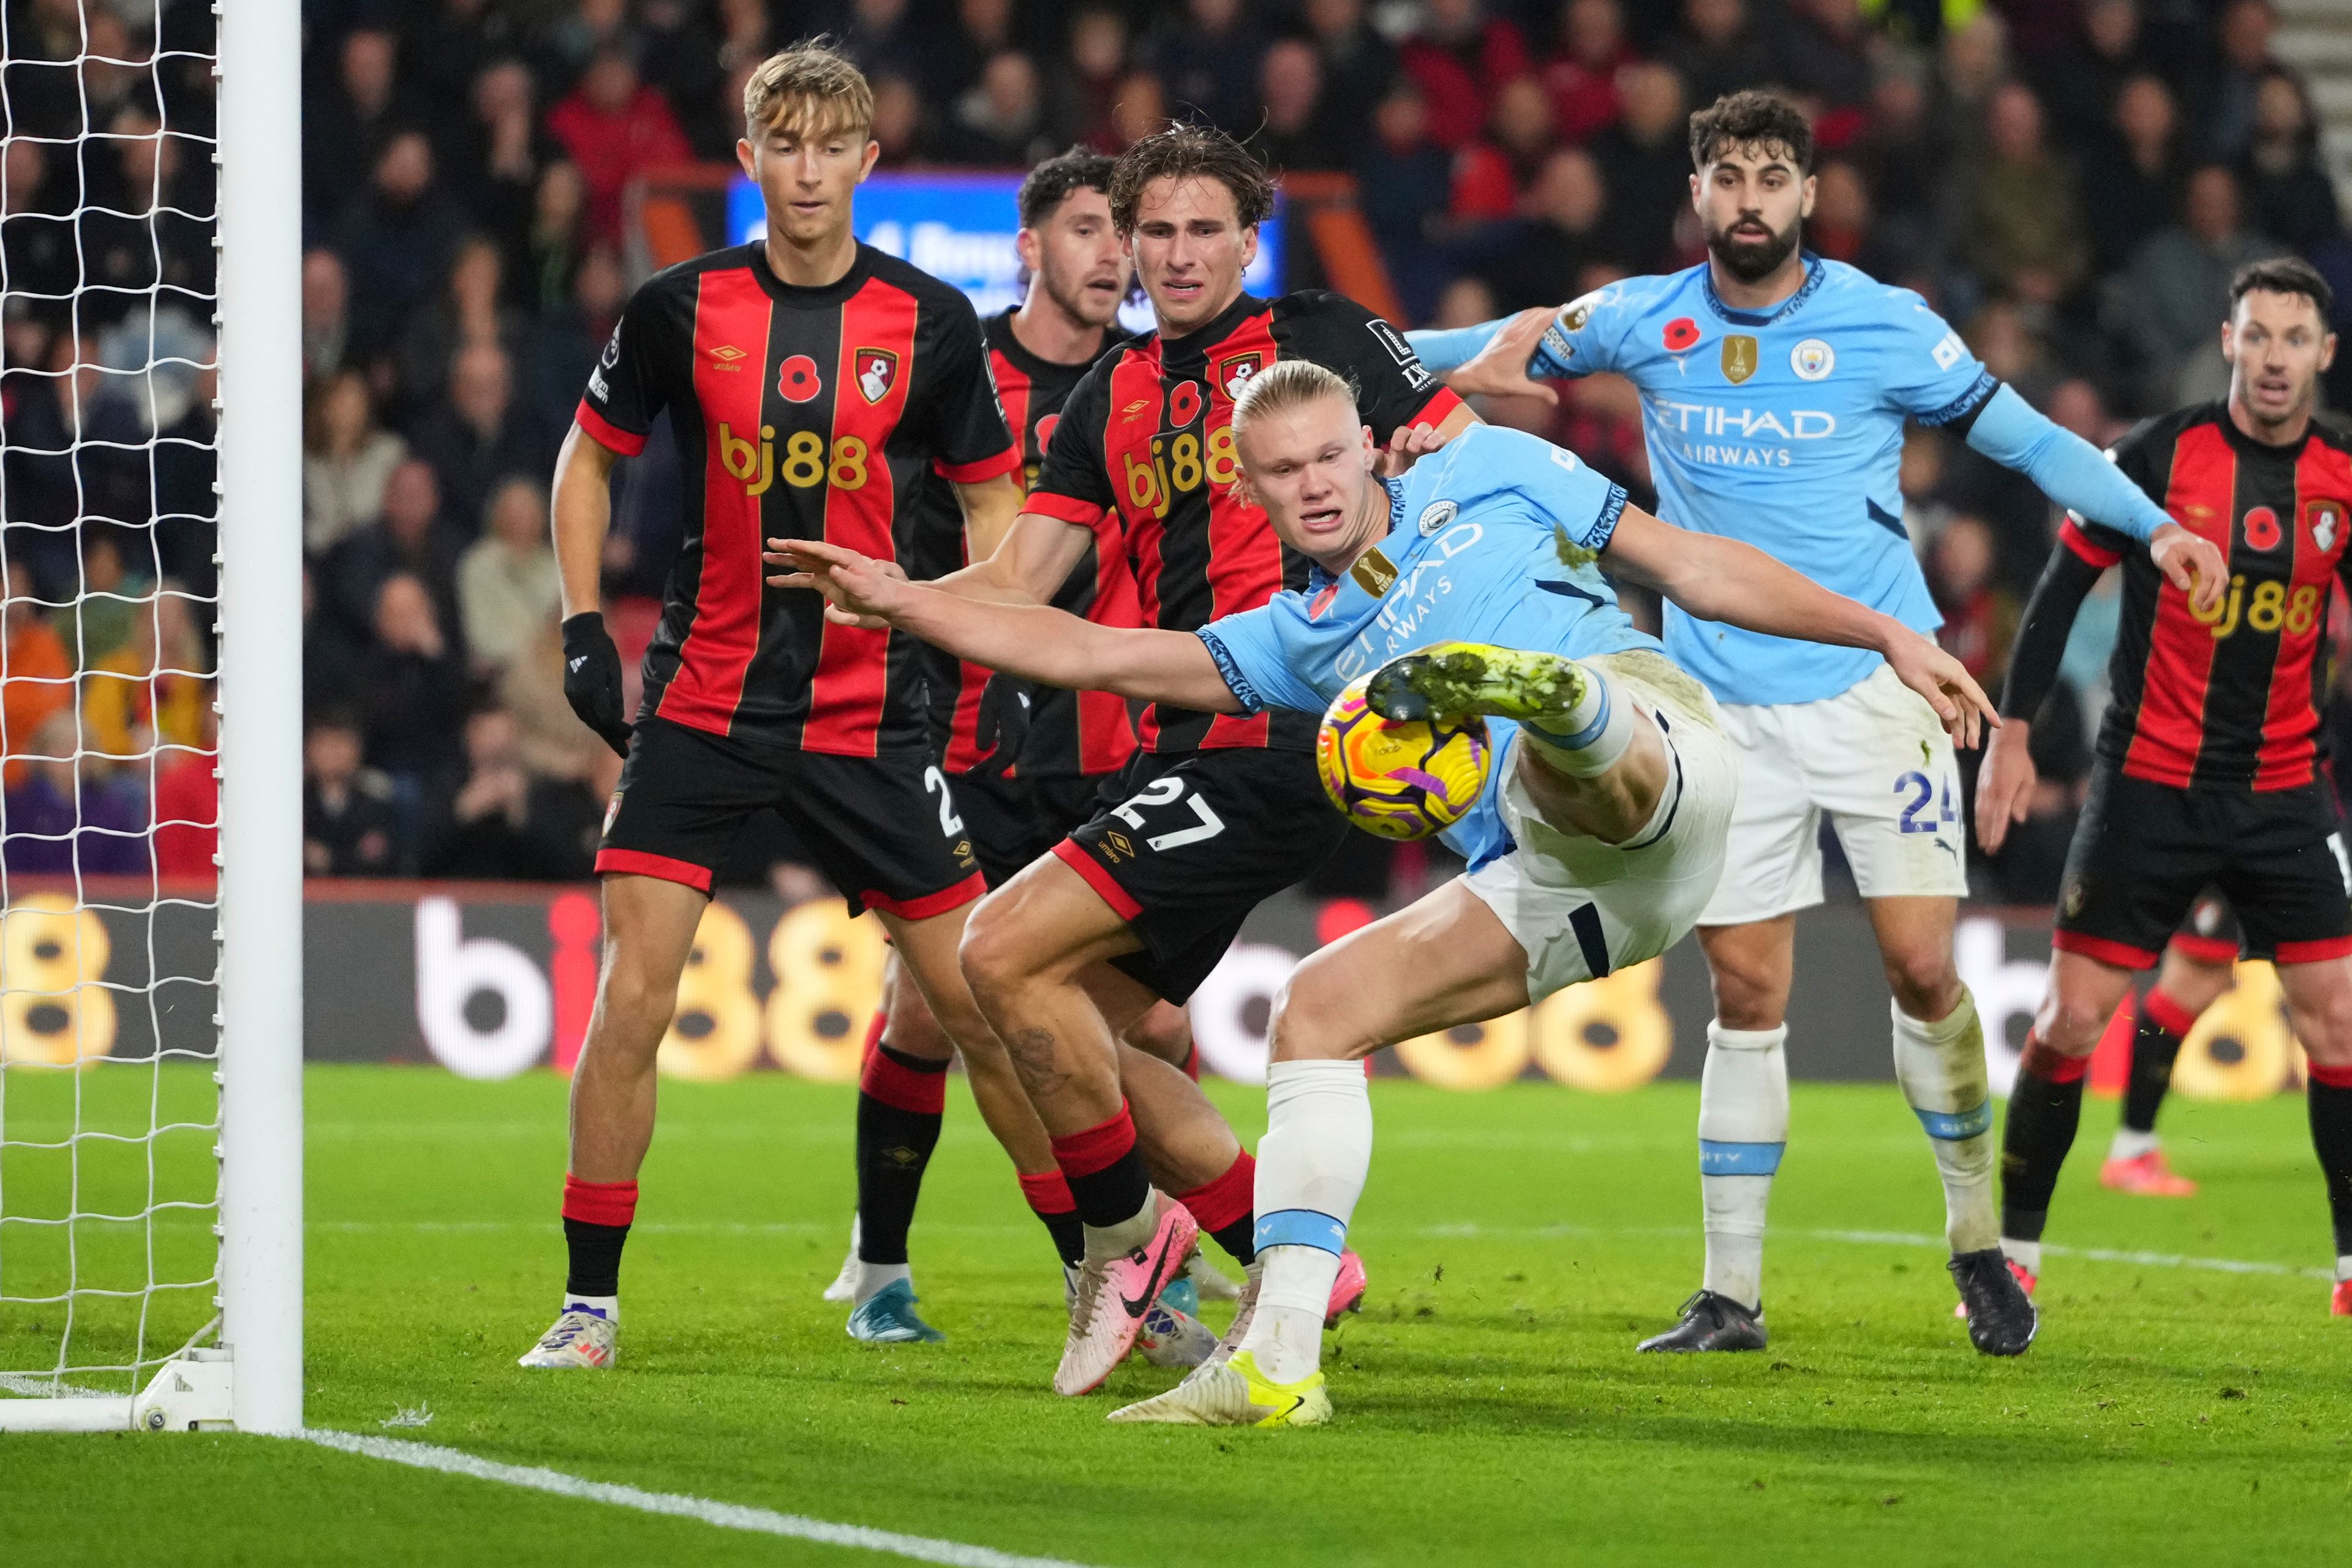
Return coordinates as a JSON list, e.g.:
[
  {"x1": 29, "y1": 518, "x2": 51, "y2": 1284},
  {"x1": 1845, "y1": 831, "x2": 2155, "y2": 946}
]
[{"x1": 7, "y1": 1063, "x2": 2348, "y2": 1566}]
